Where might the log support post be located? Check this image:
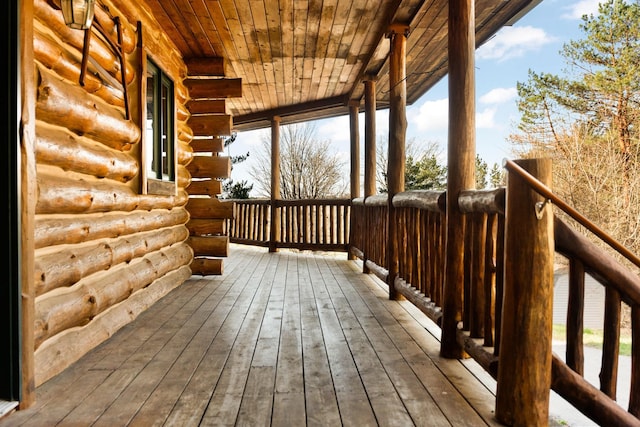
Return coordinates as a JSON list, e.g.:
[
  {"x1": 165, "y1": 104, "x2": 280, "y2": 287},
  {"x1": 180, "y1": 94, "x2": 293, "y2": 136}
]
[
  {"x1": 349, "y1": 100, "x2": 360, "y2": 200},
  {"x1": 496, "y1": 158, "x2": 554, "y2": 426},
  {"x1": 364, "y1": 78, "x2": 377, "y2": 199},
  {"x1": 386, "y1": 25, "x2": 408, "y2": 300},
  {"x1": 363, "y1": 77, "x2": 377, "y2": 274},
  {"x1": 269, "y1": 116, "x2": 281, "y2": 253},
  {"x1": 20, "y1": 0, "x2": 37, "y2": 408},
  {"x1": 349, "y1": 100, "x2": 360, "y2": 260},
  {"x1": 441, "y1": 0, "x2": 475, "y2": 358}
]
